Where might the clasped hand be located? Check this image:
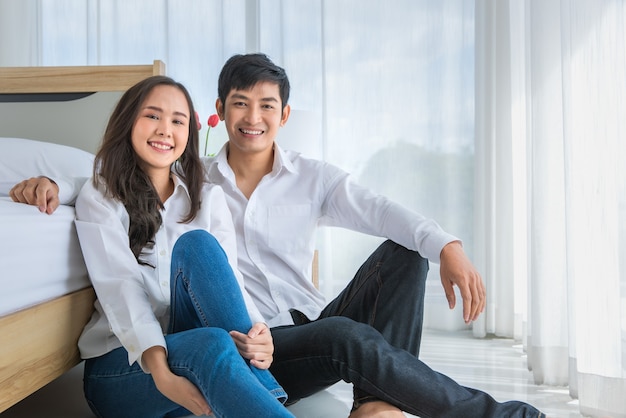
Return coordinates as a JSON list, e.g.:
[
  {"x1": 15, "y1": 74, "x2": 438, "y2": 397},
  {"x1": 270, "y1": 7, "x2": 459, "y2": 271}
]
[{"x1": 229, "y1": 322, "x2": 274, "y2": 369}]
